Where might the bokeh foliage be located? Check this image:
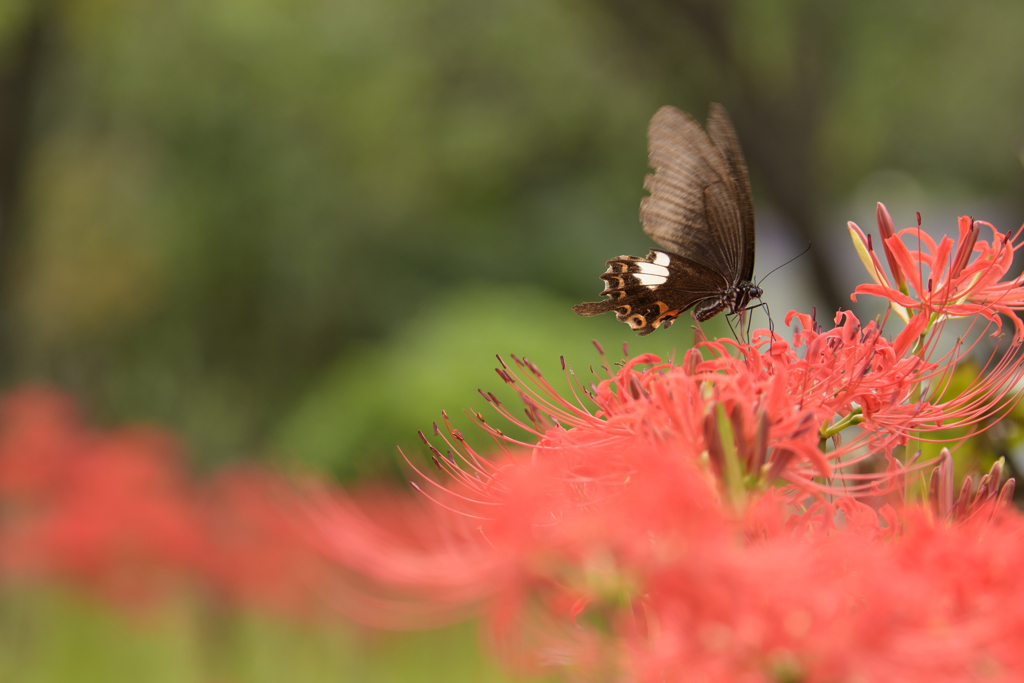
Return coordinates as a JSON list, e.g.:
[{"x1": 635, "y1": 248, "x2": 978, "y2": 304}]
[
  {"x1": 3, "y1": 0, "x2": 669, "y2": 472},
  {"x1": 1, "y1": 0, "x2": 1023, "y2": 475}
]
